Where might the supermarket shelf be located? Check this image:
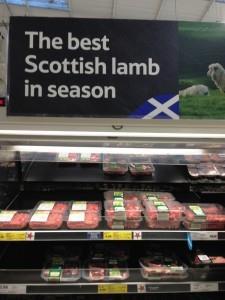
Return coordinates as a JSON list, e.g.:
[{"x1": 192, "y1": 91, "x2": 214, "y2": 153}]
[
  {"x1": 22, "y1": 163, "x2": 225, "y2": 193},
  {"x1": 0, "y1": 281, "x2": 224, "y2": 294},
  {"x1": 24, "y1": 163, "x2": 189, "y2": 184},
  {"x1": 0, "y1": 229, "x2": 224, "y2": 241}
]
